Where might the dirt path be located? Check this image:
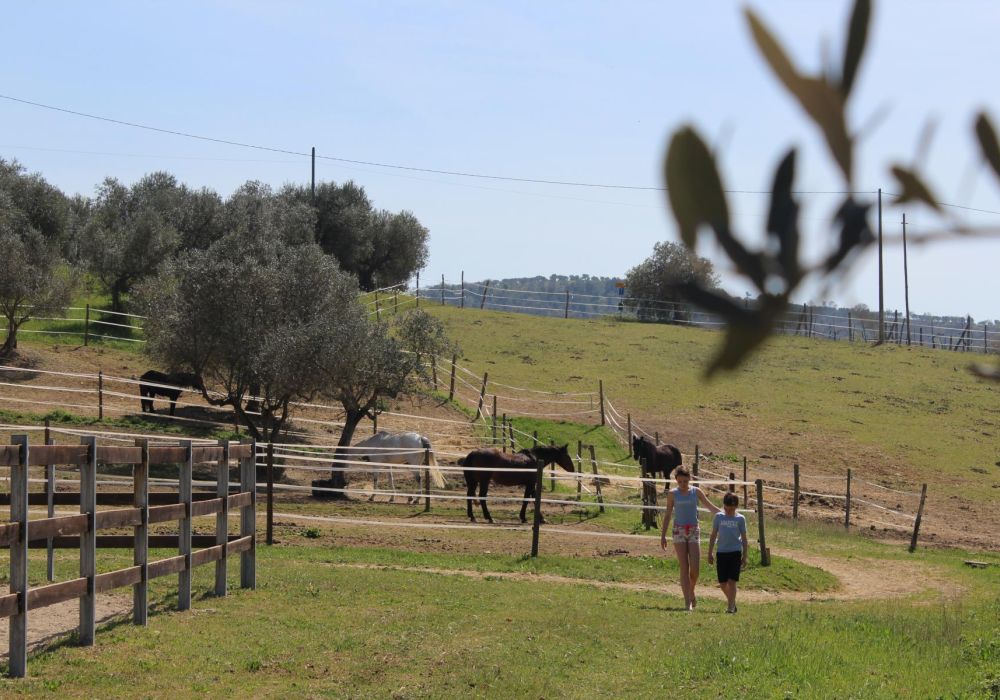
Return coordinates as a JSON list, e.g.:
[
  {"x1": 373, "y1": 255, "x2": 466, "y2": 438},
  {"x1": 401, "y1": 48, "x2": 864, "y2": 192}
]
[
  {"x1": 321, "y1": 549, "x2": 959, "y2": 603},
  {"x1": 0, "y1": 593, "x2": 132, "y2": 658}
]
